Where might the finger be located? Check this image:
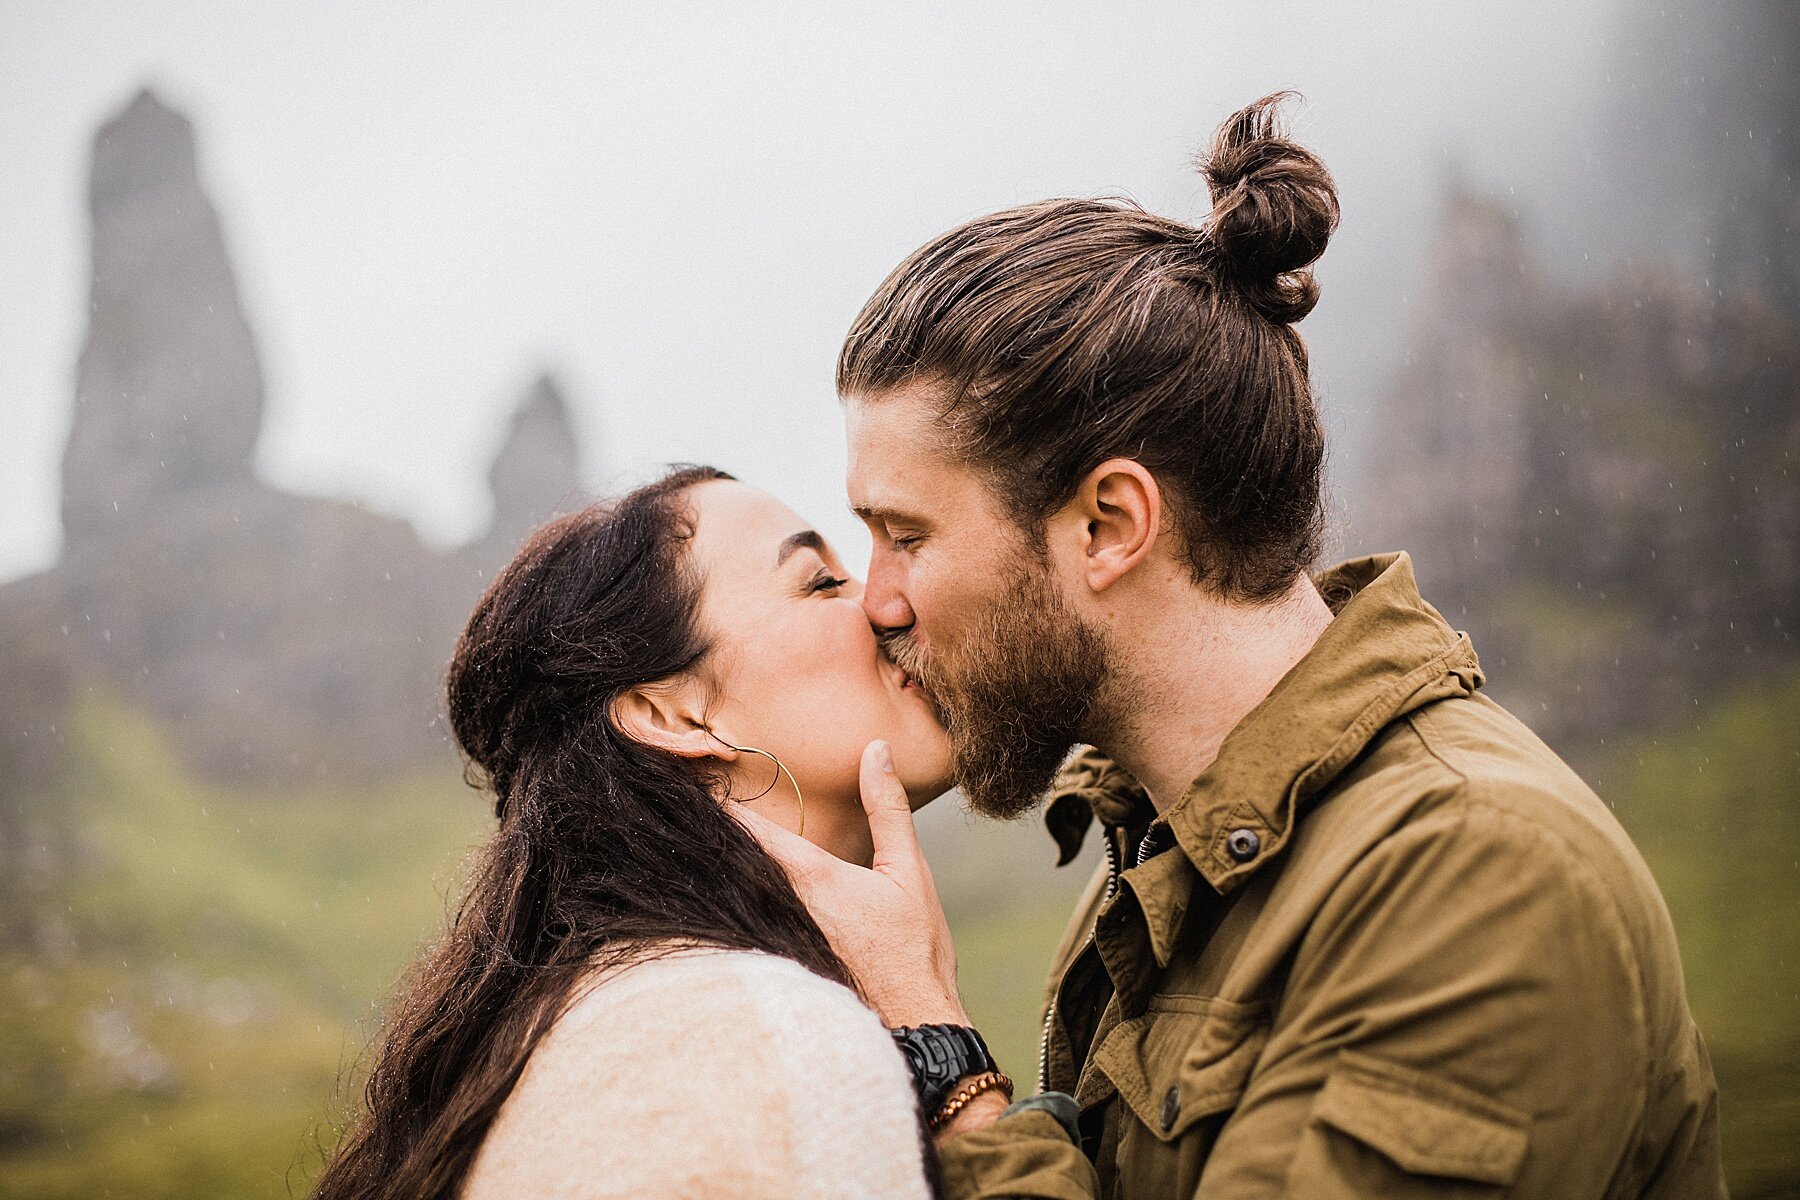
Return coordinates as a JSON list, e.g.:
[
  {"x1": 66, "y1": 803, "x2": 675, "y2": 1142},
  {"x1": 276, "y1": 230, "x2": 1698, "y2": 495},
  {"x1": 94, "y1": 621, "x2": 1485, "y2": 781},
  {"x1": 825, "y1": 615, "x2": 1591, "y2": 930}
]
[{"x1": 859, "y1": 740, "x2": 928, "y2": 877}]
